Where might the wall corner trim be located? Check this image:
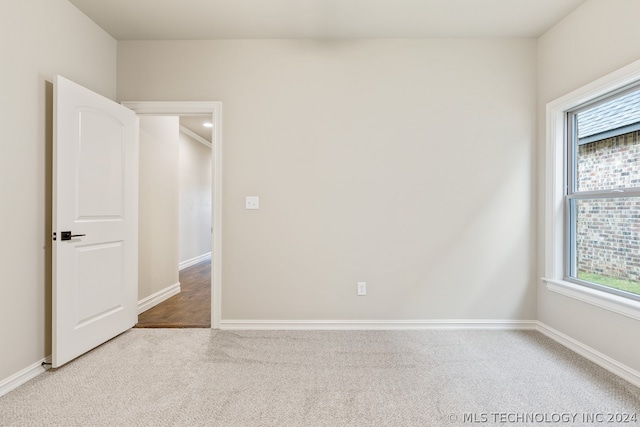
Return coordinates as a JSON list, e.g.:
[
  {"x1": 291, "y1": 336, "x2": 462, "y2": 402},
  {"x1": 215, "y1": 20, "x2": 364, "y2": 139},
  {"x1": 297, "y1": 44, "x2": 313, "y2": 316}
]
[
  {"x1": 137, "y1": 282, "x2": 181, "y2": 315},
  {"x1": 536, "y1": 321, "x2": 640, "y2": 388},
  {"x1": 0, "y1": 356, "x2": 51, "y2": 398}
]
